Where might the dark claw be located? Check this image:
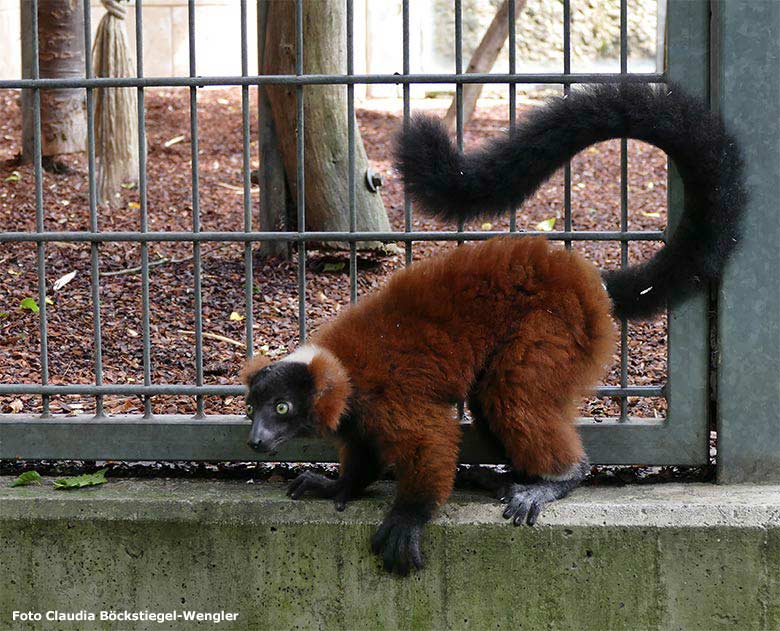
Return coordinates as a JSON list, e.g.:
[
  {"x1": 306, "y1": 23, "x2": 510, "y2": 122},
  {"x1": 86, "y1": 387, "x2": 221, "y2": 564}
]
[
  {"x1": 511, "y1": 500, "x2": 531, "y2": 526},
  {"x1": 500, "y1": 474, "x2": 584, "y2": 527},
  {"x1": 286, "y1": 471, "x2": 345, "y2": 503},
  {"x1": 372, "y1": 510, "x2": 427, "y2": 575},
  {"x1": 527, "y1": 502, "x2": 542, "y2": 526}
]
